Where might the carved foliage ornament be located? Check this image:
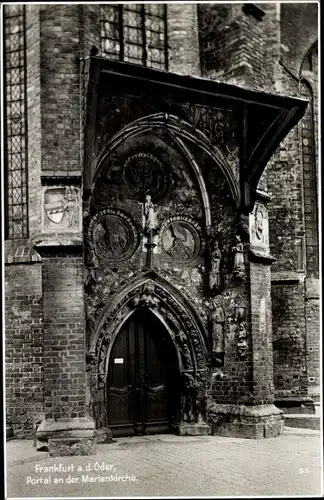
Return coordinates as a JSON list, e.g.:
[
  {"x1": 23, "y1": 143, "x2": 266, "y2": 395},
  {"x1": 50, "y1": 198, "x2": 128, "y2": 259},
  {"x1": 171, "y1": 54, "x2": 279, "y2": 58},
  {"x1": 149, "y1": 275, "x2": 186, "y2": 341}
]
[
  {"x1": 88, "y1": 208, "x2": 139, "y2": 264},
  {"x1": 160, "y1": 216, "x2": 202, "y2": 264}
]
